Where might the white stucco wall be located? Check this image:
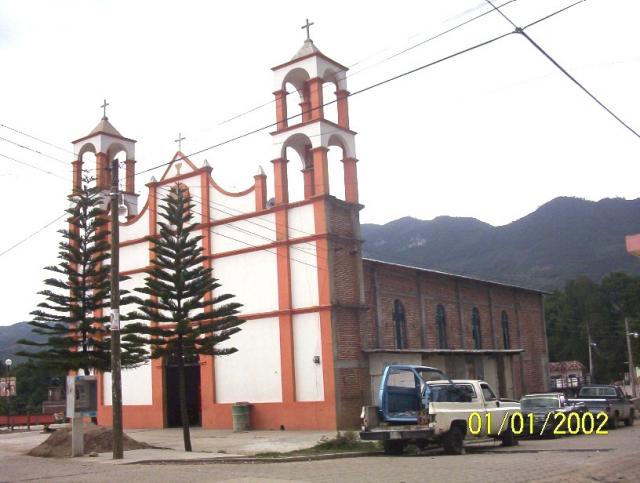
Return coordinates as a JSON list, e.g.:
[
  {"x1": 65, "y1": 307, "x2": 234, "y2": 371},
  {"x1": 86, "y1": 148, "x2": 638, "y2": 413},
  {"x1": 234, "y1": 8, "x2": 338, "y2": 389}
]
[
  {"x1": 212, "y1": 250, "x2": 278, "y2": 315},
  {"x1": 290, "y1": 241, "x2": 319, "y2": 309},
  {"x1": 293, "y1": 313, "x2": 324, "y2": 401},
  {"x1": 211, "y1": 214, "x2": 277, "y2": 254},
  {"x1": 103, "y1": 362, "x2": 153, "y2": 406},
  {"x1": 214, "y1": 317, "x2": 282, "y2": 403},
  {"x1": 120, "y1": 208, "x2": 148, "y2": 242},
  {"x1": 287, "y1": 205, "x2": 315, "y2": 240},
  {"x1": 209, "y1": 186, "x2": 256, "y2": 218},
  {"x1": 119, "y1": 241, "x2": 149, "y2": 273}
]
